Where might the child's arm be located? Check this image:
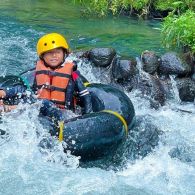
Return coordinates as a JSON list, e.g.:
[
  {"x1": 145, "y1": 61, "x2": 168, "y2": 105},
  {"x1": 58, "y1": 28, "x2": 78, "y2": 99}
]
[
  {"x1": 72, "y1": 70, "x2": 92, "y2": 114},
  {"x1": 0, "y1": 85, "x2": 27, "y2": 99},
  {"x1": 0, "y1": 90, "x2": 6, "y2": 98}
]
